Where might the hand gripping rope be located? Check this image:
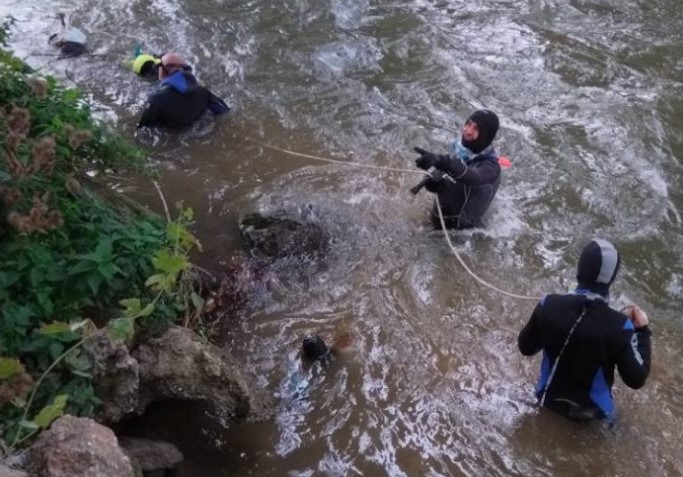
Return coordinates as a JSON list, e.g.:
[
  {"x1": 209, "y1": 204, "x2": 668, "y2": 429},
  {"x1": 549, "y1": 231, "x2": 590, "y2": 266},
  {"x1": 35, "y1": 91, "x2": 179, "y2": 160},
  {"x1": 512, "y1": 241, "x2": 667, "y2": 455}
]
[{"x1": 245, "y1": 137, "x2": 539, "y2": 302}]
